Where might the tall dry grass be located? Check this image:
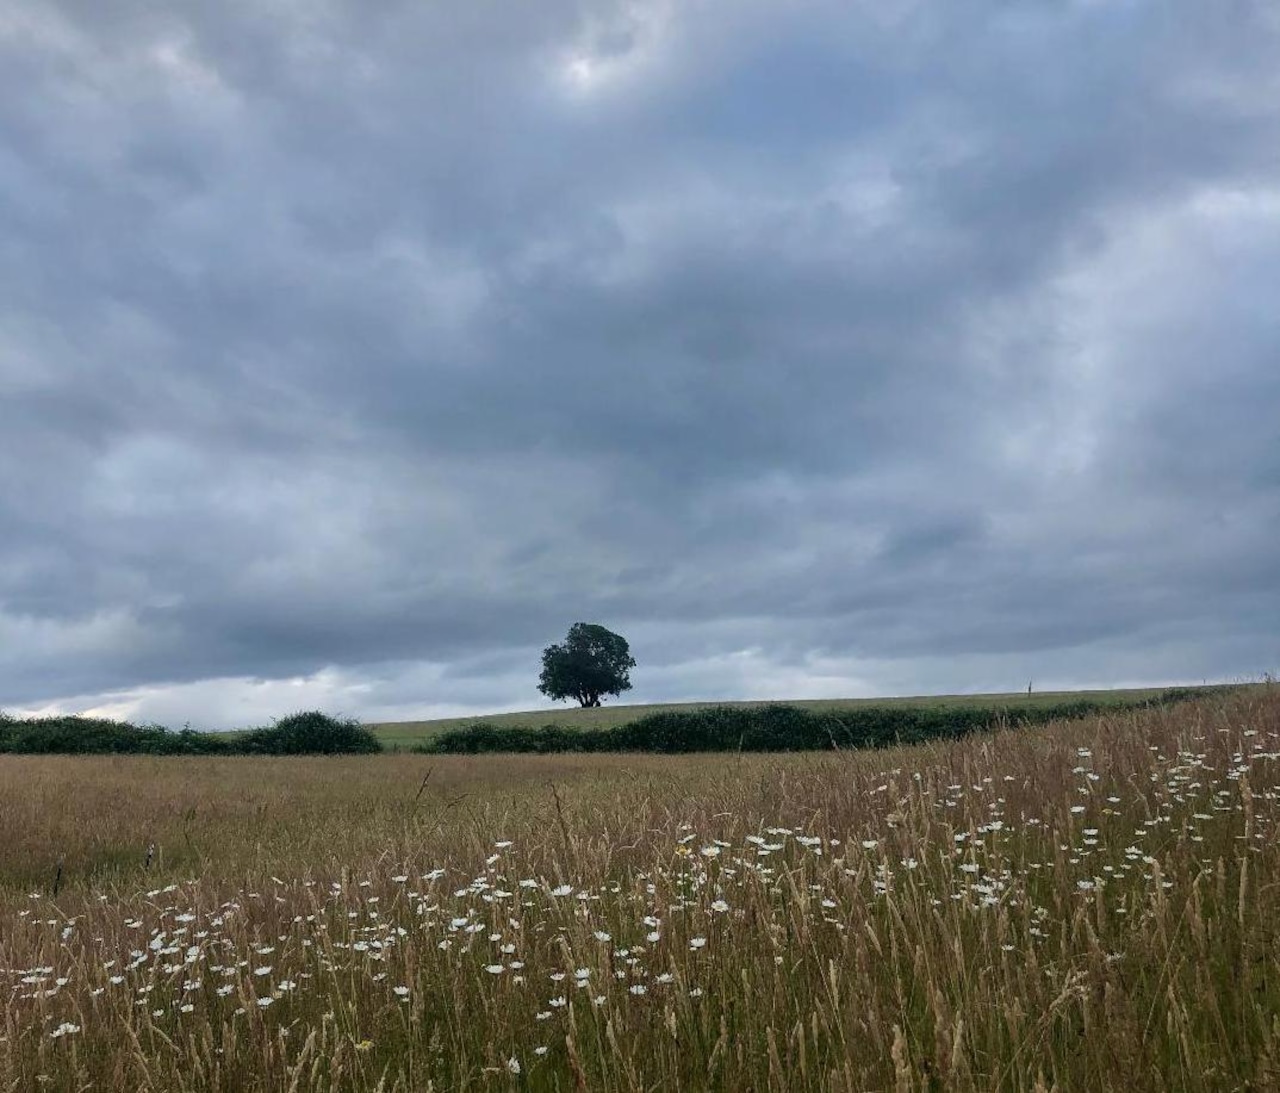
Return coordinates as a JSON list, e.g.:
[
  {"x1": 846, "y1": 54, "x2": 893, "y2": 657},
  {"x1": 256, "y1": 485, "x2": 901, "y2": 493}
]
[{"x1": 1, "y1": 686, "x2": 1278, "y2": 1090}]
